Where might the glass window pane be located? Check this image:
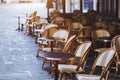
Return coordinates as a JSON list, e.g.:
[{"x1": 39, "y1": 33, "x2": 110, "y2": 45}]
[
  {"x1": 66, "y1": 0, "x2": 80, "y2": 13},
  {"x1": 83, "y1": 0, "x2": 97, "y2": 13},
  {"x1": 65, "y1": 0, "x2": 97, "y2": 13}
]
